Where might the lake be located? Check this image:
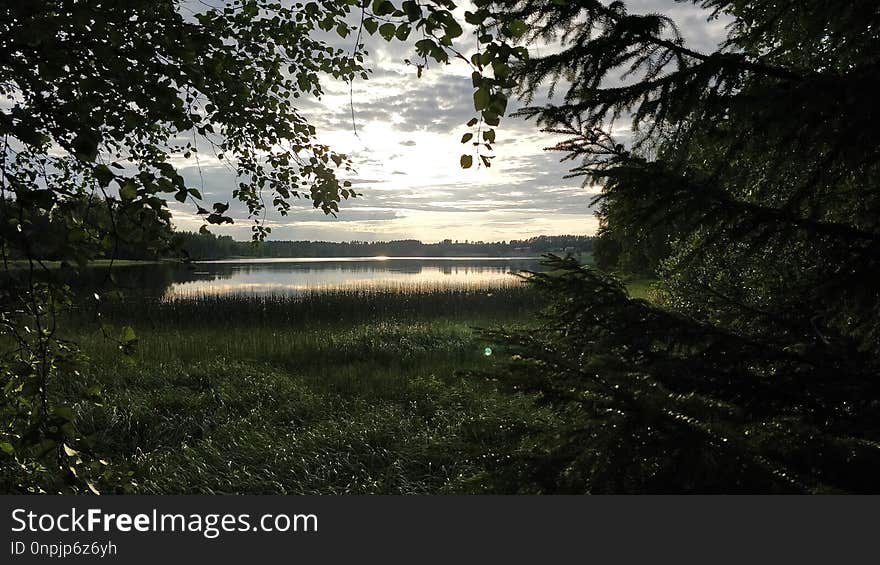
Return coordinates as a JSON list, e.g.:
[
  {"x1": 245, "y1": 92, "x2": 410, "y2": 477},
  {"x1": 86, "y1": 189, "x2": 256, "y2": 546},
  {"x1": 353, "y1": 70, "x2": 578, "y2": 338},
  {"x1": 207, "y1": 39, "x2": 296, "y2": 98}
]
[{"x1": 102, "y1": 257, "x2": 544, "y2": 299}]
